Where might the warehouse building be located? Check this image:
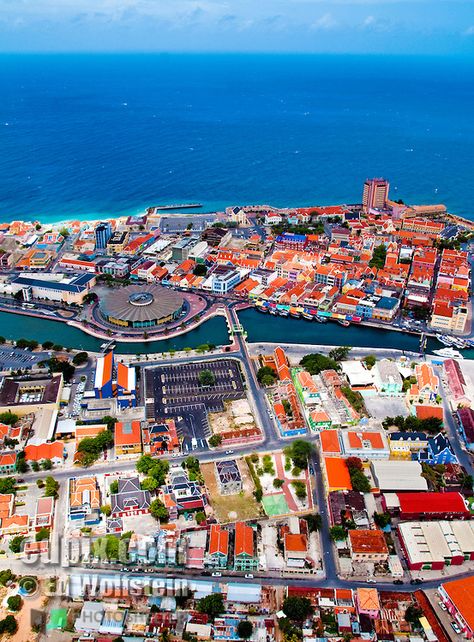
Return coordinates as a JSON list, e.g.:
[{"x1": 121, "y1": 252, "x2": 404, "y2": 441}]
[
  {"x1": 398, "y1": 520, "x2": 474, "y2": 570},
  {"x1": 370, "y1": 460, "x2": 428, "y2": 492}
]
